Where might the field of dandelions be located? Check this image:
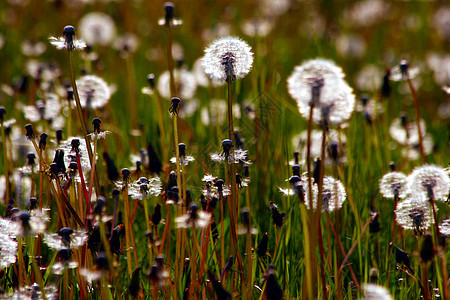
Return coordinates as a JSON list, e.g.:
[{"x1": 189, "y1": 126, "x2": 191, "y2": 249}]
[{"x1": 0, "y1": 0, "x2": 449, "y2": 299}]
